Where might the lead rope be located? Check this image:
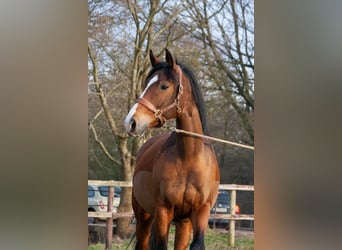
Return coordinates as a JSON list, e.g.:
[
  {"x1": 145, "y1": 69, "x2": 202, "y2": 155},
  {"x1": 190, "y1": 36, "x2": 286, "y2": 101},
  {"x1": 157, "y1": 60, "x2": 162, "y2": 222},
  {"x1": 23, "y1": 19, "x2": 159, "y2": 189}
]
[{"x1": 165, "y1": 126, "x2": 254, "y2": 150}]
